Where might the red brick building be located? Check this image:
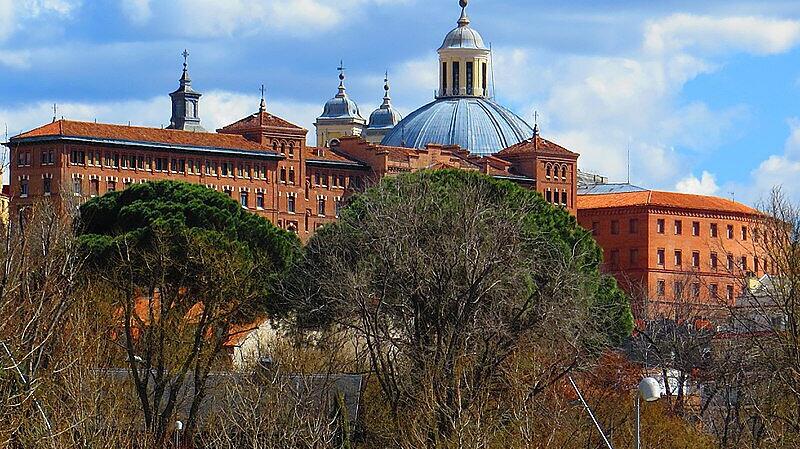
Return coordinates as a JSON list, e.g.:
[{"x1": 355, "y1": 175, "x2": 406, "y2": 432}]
[{"x1": 577, "y1": 189, "x2": 766, "y2": 320}]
